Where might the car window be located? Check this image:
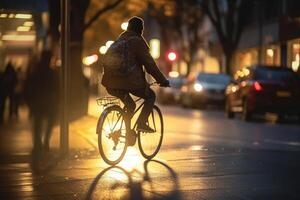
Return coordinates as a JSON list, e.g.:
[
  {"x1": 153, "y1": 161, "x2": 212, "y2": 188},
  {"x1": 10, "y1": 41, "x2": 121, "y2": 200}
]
[
  {"x1": 254, "y1": 68, "x2": 299, "y2": 83},
  {"x1": 197, "y1": 74, "x2": 230, "y2": 85}
]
